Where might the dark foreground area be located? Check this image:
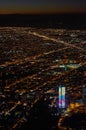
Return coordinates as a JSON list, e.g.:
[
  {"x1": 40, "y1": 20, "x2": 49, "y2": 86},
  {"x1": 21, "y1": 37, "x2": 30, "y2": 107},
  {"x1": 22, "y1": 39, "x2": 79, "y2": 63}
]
[
  {"x1": 17, "y1": 98, "x2": 60, "y2": 130},
  {"x1": 16, "y1": 99, "x2": 86, "y2": 130},
  {"x1": 61, "y1": 113, "x2": 86, "y2": 129}
]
